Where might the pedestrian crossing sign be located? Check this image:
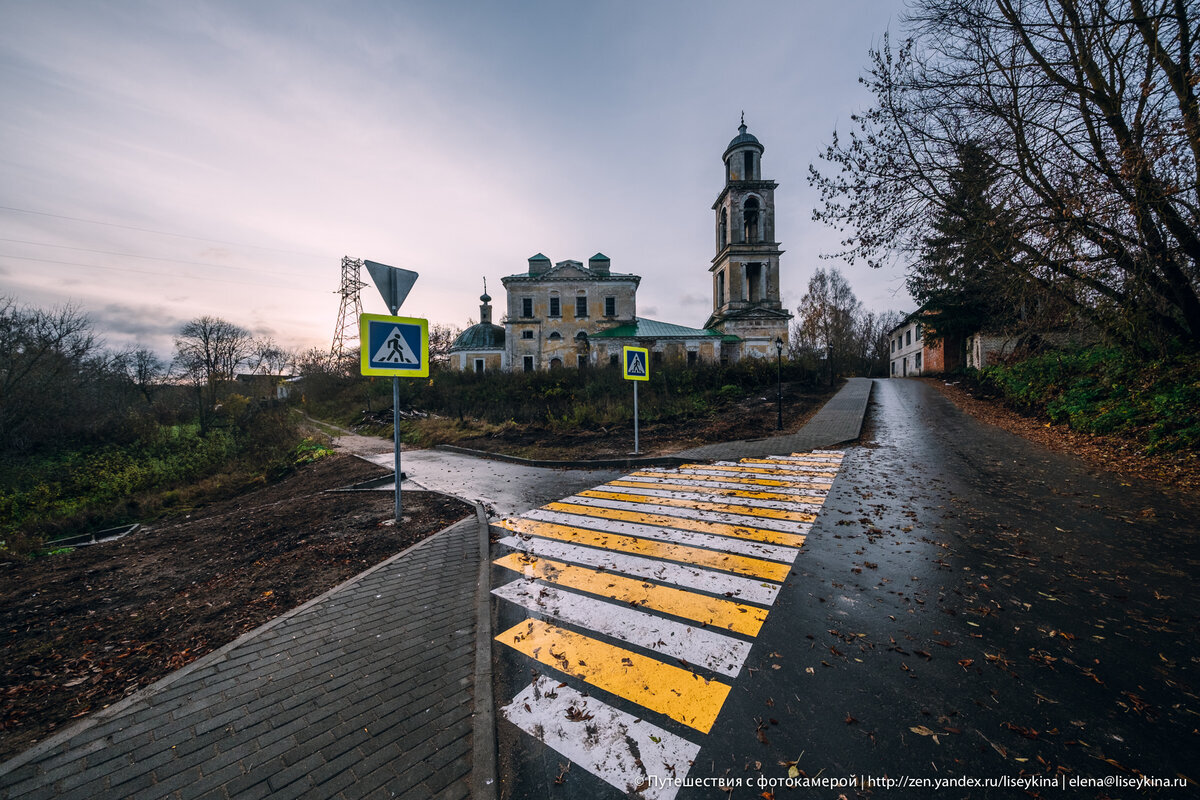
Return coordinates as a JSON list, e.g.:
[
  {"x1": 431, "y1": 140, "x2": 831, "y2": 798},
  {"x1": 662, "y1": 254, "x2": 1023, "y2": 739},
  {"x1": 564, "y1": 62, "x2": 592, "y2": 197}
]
[
  {"x1": 622, "y1": 346, "x2": 649, "y2": 381},
  {"x1": 360, "y1": 314, "x2": 429, "y2": 377}
]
